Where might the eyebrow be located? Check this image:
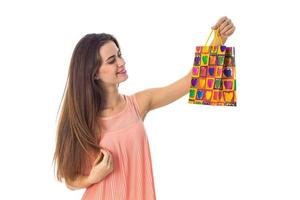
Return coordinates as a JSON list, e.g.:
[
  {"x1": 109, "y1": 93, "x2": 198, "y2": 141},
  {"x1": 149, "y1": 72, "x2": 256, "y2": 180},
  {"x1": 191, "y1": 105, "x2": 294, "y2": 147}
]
[{"x1": 105, "y1": 50, "x2": 121, "y2": 62}]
